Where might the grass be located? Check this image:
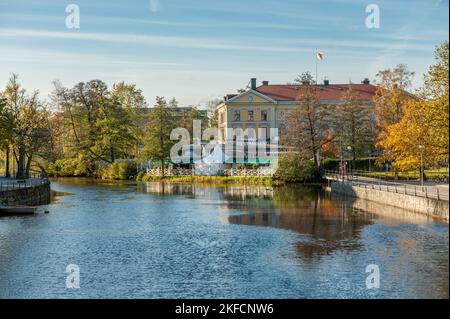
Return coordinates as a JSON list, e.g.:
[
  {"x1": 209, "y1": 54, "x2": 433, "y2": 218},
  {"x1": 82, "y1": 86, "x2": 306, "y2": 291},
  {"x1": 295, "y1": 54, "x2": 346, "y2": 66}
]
[{"x1": 141, "y1": 175, "x2": 282, "y2": 186}]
